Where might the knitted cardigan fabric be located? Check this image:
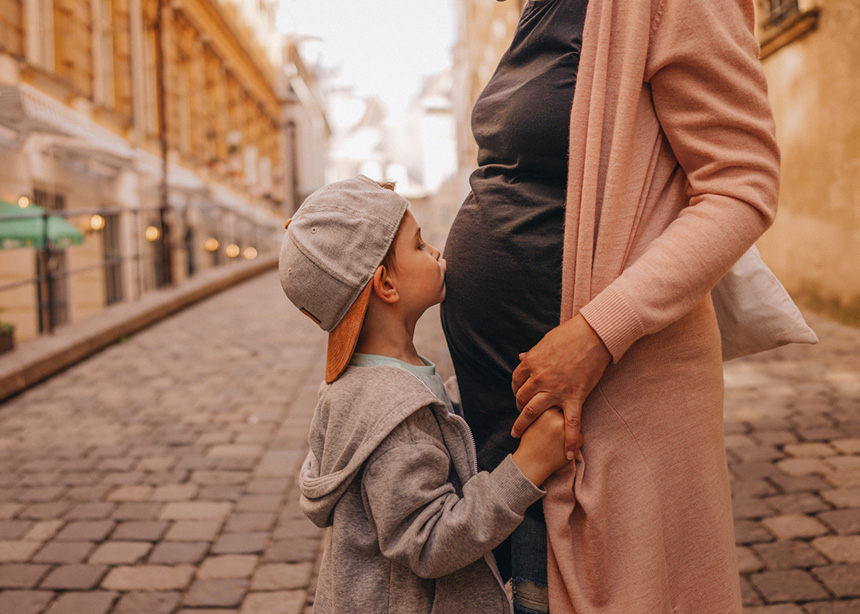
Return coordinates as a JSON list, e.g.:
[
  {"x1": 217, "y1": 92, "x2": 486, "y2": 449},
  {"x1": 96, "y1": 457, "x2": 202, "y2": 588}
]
[{"x1": 545, "y1": 0, "x2": 779, "y2": 610}]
